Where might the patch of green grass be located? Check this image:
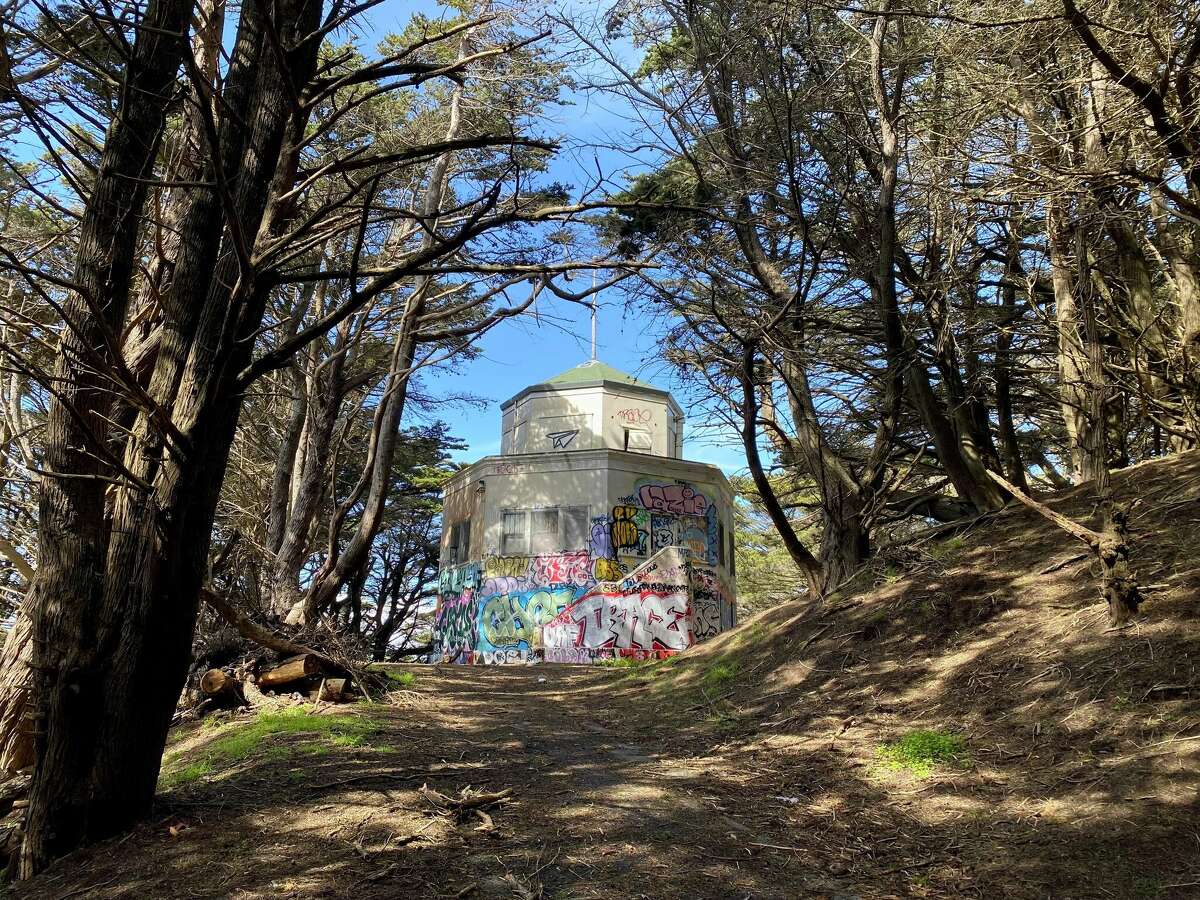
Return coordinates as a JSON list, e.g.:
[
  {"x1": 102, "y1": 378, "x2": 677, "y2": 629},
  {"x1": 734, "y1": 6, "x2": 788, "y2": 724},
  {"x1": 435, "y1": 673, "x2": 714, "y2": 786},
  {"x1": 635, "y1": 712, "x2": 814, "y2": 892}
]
[
  {"x1": 701, "y1": 659, "x2": 739, "y2": 694},
  {"x1": 159, "y1": 707, "x2": 378, "y2": 789},
  {"x1": 385, "y1": 670, "x2": 416, "y2": 687},
  {"x1": 706, "y1": 708, "x2": 741, "y2": 733},
  {"x1": 160, "y1": 759, "x2": 214, "y2": 788},
  {"x1": 595, "y1": 655, "x2": 649, "y2": 669},
  {"x1": 876, "y1": 729, "x2": 967, "y2": 777}
]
